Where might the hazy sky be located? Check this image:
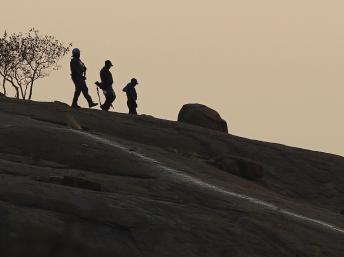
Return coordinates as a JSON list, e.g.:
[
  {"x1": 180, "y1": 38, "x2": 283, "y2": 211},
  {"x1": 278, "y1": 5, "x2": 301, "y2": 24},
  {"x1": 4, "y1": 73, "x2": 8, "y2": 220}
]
[{"x1": 1, "y1": 0, "x2": 344, "y2": 156}]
